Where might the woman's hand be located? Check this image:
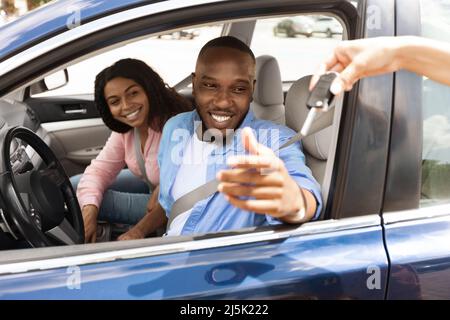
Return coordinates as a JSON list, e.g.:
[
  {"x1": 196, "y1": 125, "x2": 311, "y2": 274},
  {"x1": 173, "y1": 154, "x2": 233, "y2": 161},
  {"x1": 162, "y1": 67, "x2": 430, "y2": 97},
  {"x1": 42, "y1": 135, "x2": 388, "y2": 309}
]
[
  {"x1": 310, "y1": 37, "x2": 400, "y2": 95},
  {"x1": 310, "y1": 36, "x2": 450, "y2": 94},
  {"x1": 82, "y1": 204, "x2": 99, "y2": 243},
  {"x1": 117, "y1": 185, "x2": 167, "y2": 241},
  {"x1": 117, "y1": 226, "x2": 145, "y2": 241}
]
